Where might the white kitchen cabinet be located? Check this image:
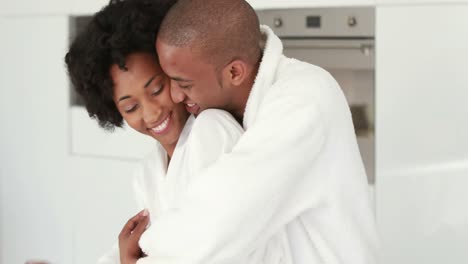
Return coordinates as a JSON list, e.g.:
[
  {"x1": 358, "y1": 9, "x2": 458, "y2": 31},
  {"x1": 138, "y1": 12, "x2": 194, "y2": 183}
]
[
  {"x1": 70, "y1": 156, "x2": 137, "y2": 264},
  {"x1": 376, "y1": 4, "x2": 468, "y2": 264},
  {"x1": 377, "y1": 0, "x2": 468, "y2": 5},
  {"x1": 0, "y1": 0, "x2": 70, "y2": 16},
  {"x1": 69, "y1": 0, "x2": 110, "y2": 15},
  {"x1": 68, "y1": 0, "x2": 376, "y2": 15},
  {"x1": 248, "y1": 0, "x2": 375, "y2": 9},
  {"x1": 70, "y1": 106, "x2": 156, "y2": 160},
  {"x1": 0, "y1": 16, "x2": 73, "y2": 264},
  {"x1": 0, "y1": 14, "x2": 142, "y2": 263}
]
